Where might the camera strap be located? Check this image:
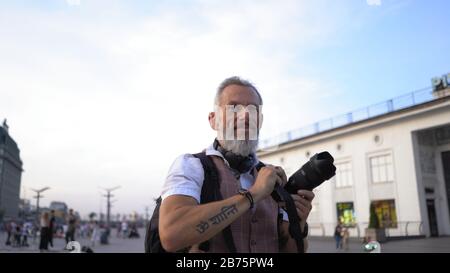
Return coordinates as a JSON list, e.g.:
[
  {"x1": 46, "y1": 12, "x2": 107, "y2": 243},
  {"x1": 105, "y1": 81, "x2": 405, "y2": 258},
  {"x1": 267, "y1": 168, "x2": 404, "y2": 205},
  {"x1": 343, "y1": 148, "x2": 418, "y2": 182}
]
[
  {"x1": 255, "y1": 162, "x2": 306, "y2": 253},
  {"x1": 273, "y1": 184, "x2": 305, "y2": 253}
]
